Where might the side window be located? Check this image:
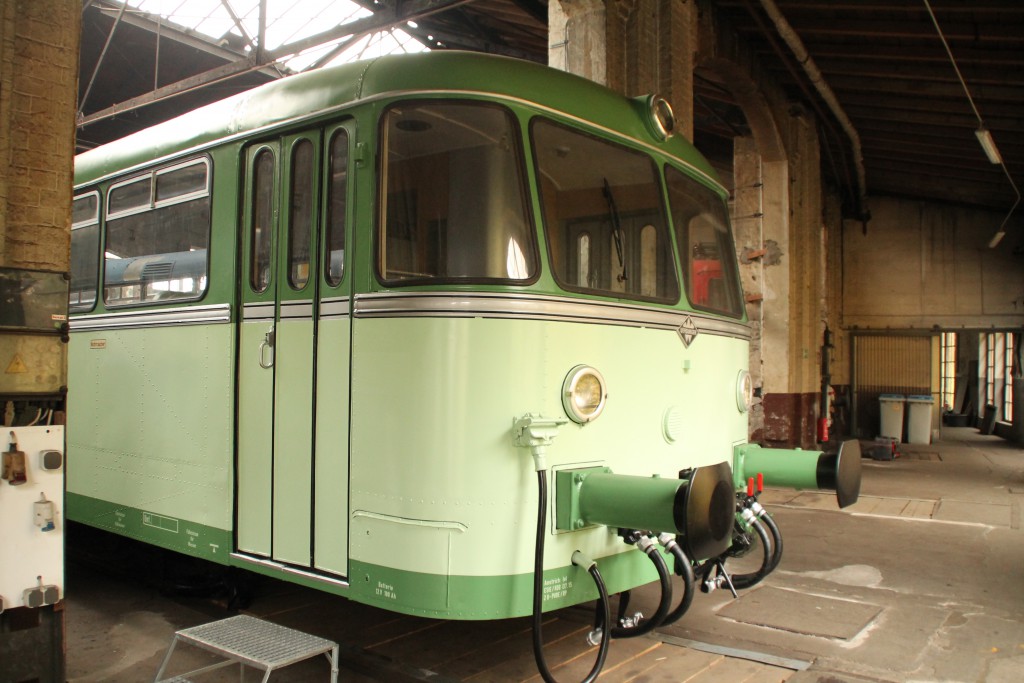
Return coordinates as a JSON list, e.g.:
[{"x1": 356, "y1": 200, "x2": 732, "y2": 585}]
[
  {"x1": 288, "y1": 139, "x2": 314, "y2": 290},
  {"x1": 532, "y1": 118, "x2": 679, "y2": 303},
  {"x1": 380, "y1": 101, "x2": 536, "y2": 283},
  {"x1": 665, "y1": 165, "x2": 743, "y2": 318},
  {"x1": 324, "y1": 130, "x2": 348, "y2": 287},
  {"x1": 250, "y1": 149, "x2": 275, "y2": 294},
  {"x1": 104, "y1": 158, "x2": 211, "y2": 306},
  {"x1": 70, "y1": 192, "x2": 100, "y2": 312}
]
